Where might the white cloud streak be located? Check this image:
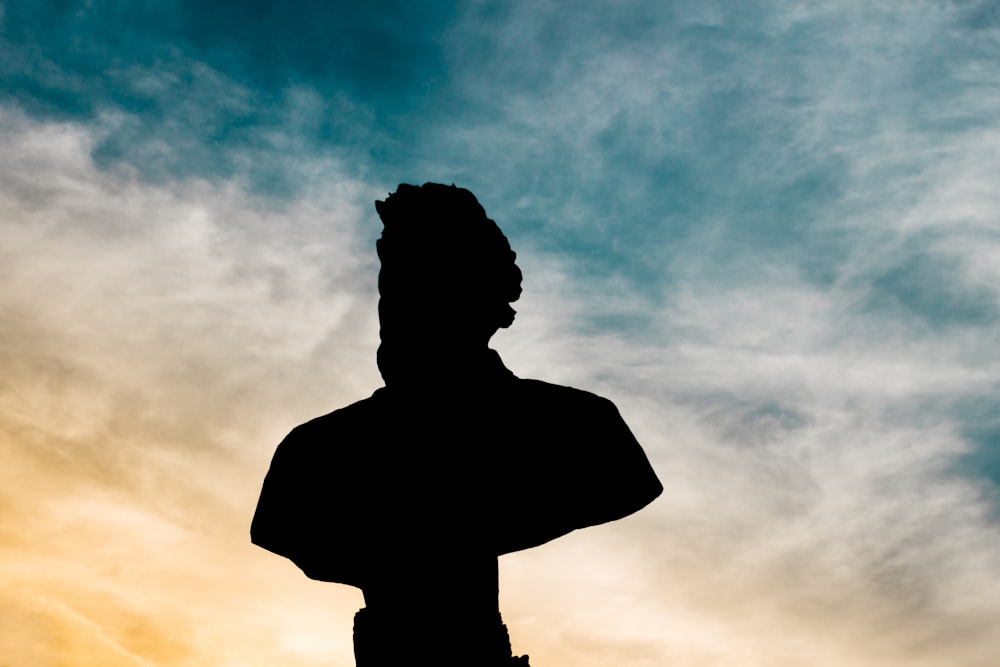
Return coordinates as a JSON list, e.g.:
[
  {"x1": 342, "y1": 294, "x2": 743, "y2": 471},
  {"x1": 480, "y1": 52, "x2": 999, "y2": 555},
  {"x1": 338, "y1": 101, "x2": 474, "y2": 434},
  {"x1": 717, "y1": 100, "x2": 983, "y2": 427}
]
[{"x1": 4, "y1": 1, "x2": 1000, "y2": 664}]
